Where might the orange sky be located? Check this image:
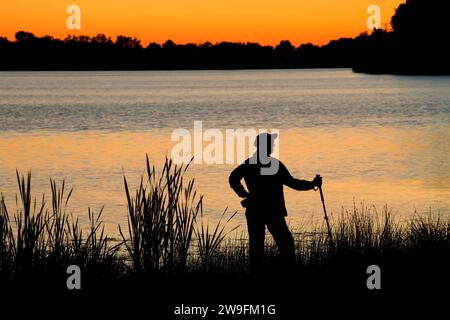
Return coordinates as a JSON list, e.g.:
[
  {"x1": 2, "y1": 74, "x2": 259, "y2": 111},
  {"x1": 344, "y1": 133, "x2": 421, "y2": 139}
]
[{"x1": 0, "y1": 0, "x2": 403, "y2": 46}]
